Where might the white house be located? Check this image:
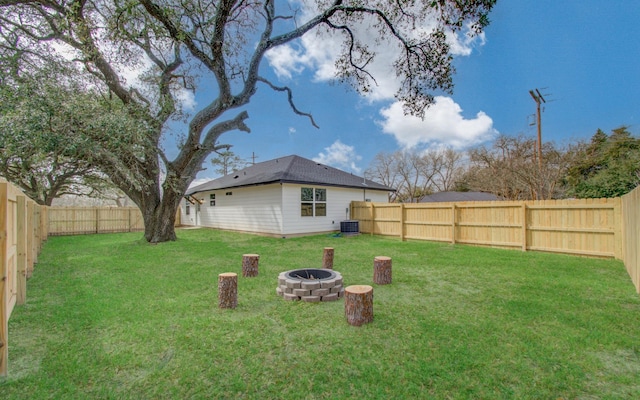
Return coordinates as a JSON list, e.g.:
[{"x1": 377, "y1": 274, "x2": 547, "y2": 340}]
[{"x1": 181, "y1": 155, "x2": 394, "y2": 237}]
